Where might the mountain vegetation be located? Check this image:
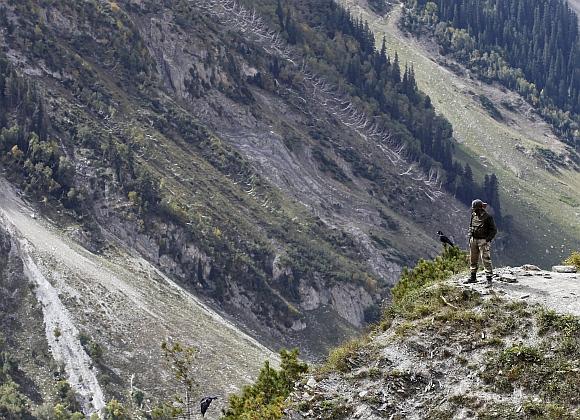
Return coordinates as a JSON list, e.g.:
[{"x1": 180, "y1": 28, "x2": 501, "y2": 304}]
[
  {"x1": 0, "y1": 0, "x2": 497, "y2": 363},
  {"x1": 5, "y1": 0, "x2": 575, "y2": 416},
  {"x1": 0, "y1": 0, "x2": 385, "y2": 348},
  {"x1": 222, "y1": 349, "x2": 307, "y2": 419},
  {"x1": 247, "y1": 0, "x2": 504, "y2": 211},
  {"x1": 401, "y1": 0, "x2": 580, "y2": 147}
]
